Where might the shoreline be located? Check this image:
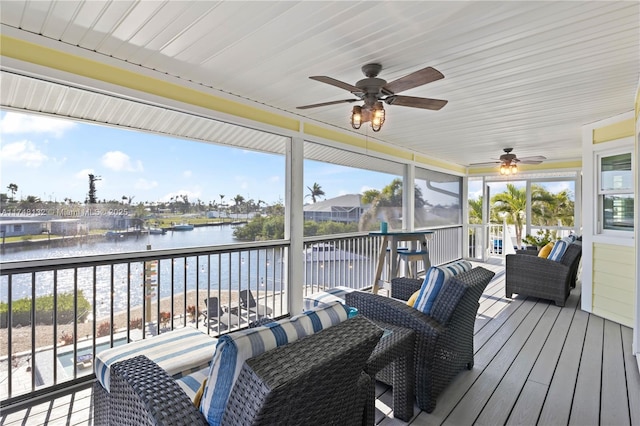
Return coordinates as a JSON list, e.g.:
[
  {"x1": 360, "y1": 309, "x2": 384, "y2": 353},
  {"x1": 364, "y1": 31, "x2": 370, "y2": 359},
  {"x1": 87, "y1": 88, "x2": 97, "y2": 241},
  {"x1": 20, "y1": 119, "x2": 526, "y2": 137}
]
[{"x1": 0, "y1": 289, "x2": 256, "y2": 357}]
